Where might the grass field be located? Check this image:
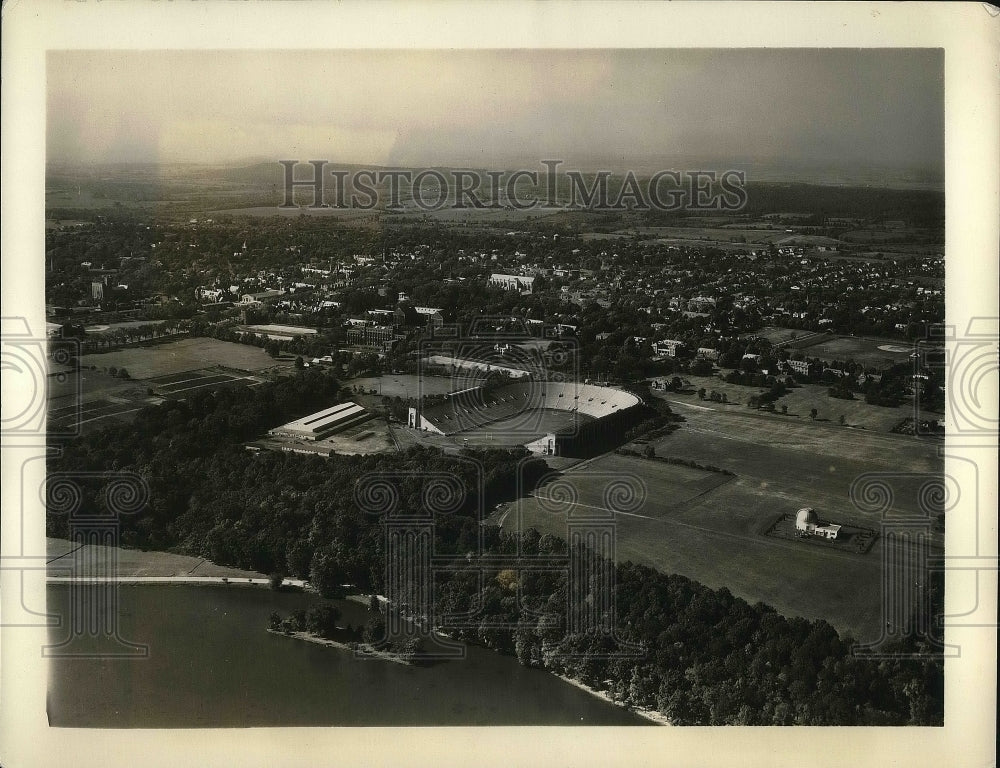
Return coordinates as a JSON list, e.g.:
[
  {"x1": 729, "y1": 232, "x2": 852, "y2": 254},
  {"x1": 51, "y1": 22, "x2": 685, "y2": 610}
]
[
  {"x1": 750, "y1": 326, "x2": 815, "y2": 346},
  {"x1": 47, "y1": 398, "x2": 148, "y2": 433},
  {"x1": 348, "y1": 374, "x2": 462, "y2": 398},
  {"x1": 148, "y1": 370, "x2": 258, "y2": 398},
  {"x1": 785, "y1": 334, "x2": 918, "y2": 368},
  {"x1": 451, "y1": 409, "x2": 592, "y2": 448},
  {"x1": 51, "y1": 338, "x2": 277, "y2": 433},
  {"x1": 656, "y1": 376, "x2": 918, "y2": 433},
  {"x1": 81, "y1": 337, "x2": 280, "y2": 379},
  {"x1": 623, "y1": 226, "x2": 789, "y2": 243},
  {"x1": 47, "y1": 538, "x2": 265, "y2": 578},
  {"x1": 507, "y1": 404, "x2": 942, "y2": 641}
]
